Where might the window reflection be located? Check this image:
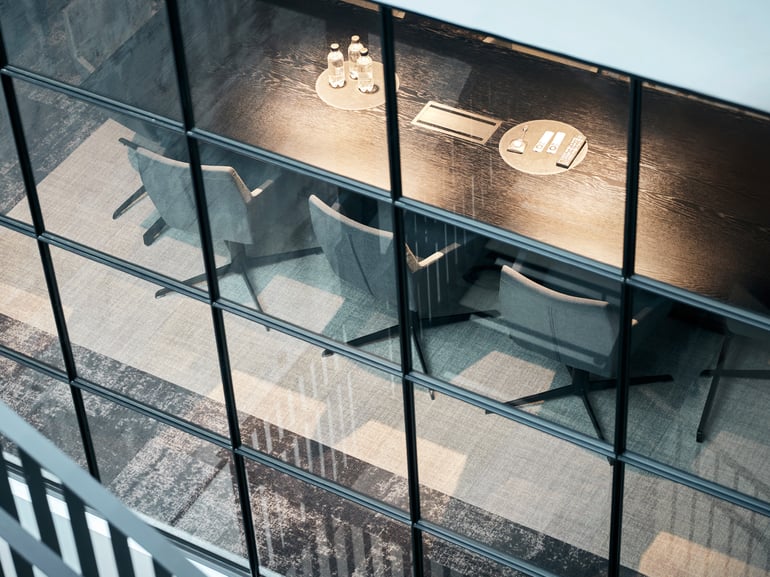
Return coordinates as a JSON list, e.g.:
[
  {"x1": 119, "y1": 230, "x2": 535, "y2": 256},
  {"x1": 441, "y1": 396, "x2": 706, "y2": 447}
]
[
  {"x1": 294, "y1": 195, "x2": 481, "y2": 367},
  {"x1": 418, "y1": 239, "x2": 636, "y2": 440},
  {"x1": 417, "y1": 392, "x2": 612, "y2": 575},
  {"x1": 301, "y1": 190, "x2": 403, "y2": 362},
  {"x1": 244, "y1": 457, "x2": 411, "y2": 576},
  {"x1": 0, "y1": 0, "x2": 180, "y2": 119},
  {"x1": 14, "y1": 84, "x2": 207, "y2": 285},
  {"x1": 84, "y1": 391, "x2": 246, "y2": 558},
  {"x1": 623, "y1": 466, "x2": 770, "y2": 577},
  {"x1": 637, "y1": 84, "x2": 770, "y2": 311},
  {"x1": 394, "y1": 12, "x2": 629, "y2": 267},
  {"x1": 50, "y1": 249, "x2": 230, "y2": 437},
  {"x1": 422, "y1": 533, "x2": 529, "y2": 577},
  {"x1": 628, "y1": 293, "x2": 770, "y2": 502},
  {"x1": 180, "y1": 0, "x2": 390, "y2": 189},
  {"x1": 225, "y1": 311, "x2": 407, "y2": 509},
  {"x1": 0, "y1": 227, "x2": 64, "y2": 369},
  {"x1": 2, "y1": 2, "x2": 770, "y2": 577},
  {"x1": 0, "y1": 95, "x2": 29, "y2": 222},
  {"x1": 196, "y1": 141, "x2": 337, "y2": 314},
  {"x1": 0, "y1": 359, "x2": 85, "y2": 467}
]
